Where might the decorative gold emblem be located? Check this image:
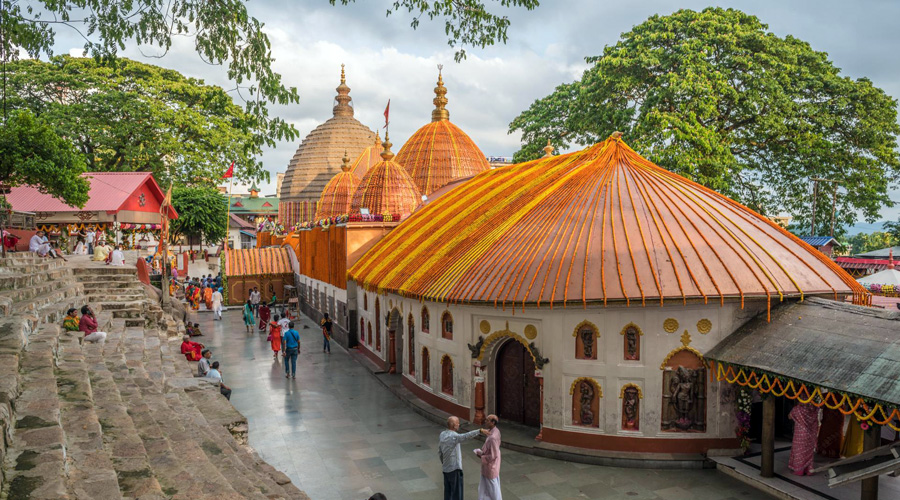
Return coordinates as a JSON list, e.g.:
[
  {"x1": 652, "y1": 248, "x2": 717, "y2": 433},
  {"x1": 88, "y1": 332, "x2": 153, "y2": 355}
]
[
  {"x1": 680, "y1": 330, "x2": 691, "y2": 346},
  {"x1": 663, "y1": 318, "x2": 679, "y2": 333},
  {"x1": 479, "y1": 320, "x2": 491, "y2": 334},
  {"x1": 697, "y1": 318, "x2": 712, "y2": 334},
  {"x1": 524, "y1": 325, "x2": 537, "y2": 340}
]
